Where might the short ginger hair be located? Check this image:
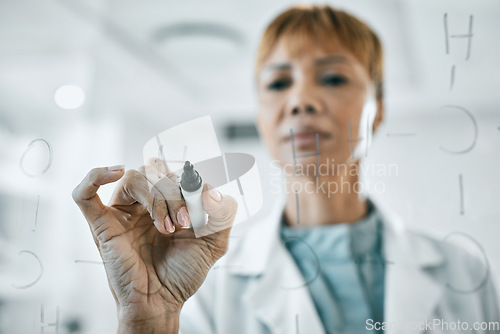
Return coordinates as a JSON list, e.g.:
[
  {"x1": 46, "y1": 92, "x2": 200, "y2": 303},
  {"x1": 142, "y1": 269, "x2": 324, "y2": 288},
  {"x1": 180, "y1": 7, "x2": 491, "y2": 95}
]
[{"x1": 255, "y1": 5, "x2": 384, "y2": 101}]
